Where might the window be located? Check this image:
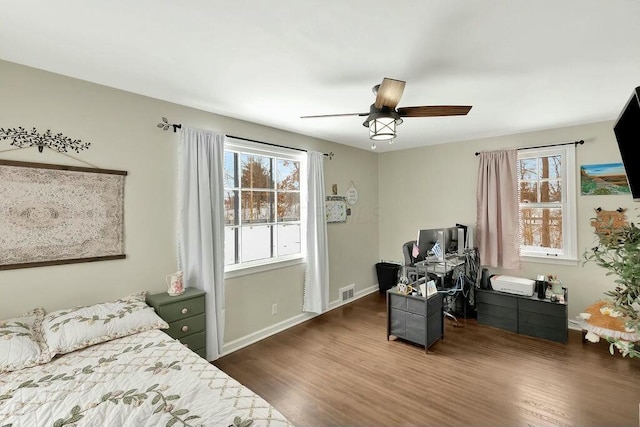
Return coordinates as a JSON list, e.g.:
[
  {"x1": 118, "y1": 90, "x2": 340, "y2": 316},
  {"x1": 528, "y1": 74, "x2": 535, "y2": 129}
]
[
  {"x1": 223, "y1": 139, "x2": 306, "y2": 272},
  {"x1": 517, "y1": 145, "x2": 577, "y2": 263}
]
